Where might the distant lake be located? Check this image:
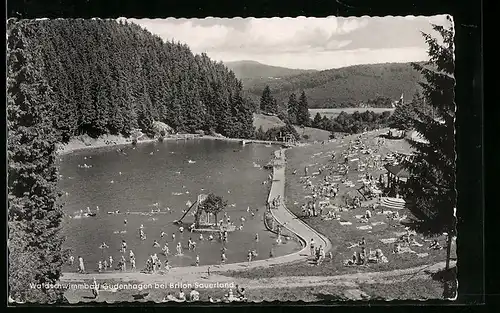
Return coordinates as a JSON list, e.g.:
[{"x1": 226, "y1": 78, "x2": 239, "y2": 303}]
[
  {"x1": 58, "y1": 139, "x2": 300, "y2": 272},
  {"x1": 309, "y1": 108, "x2": 395, "y2": 119}
]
